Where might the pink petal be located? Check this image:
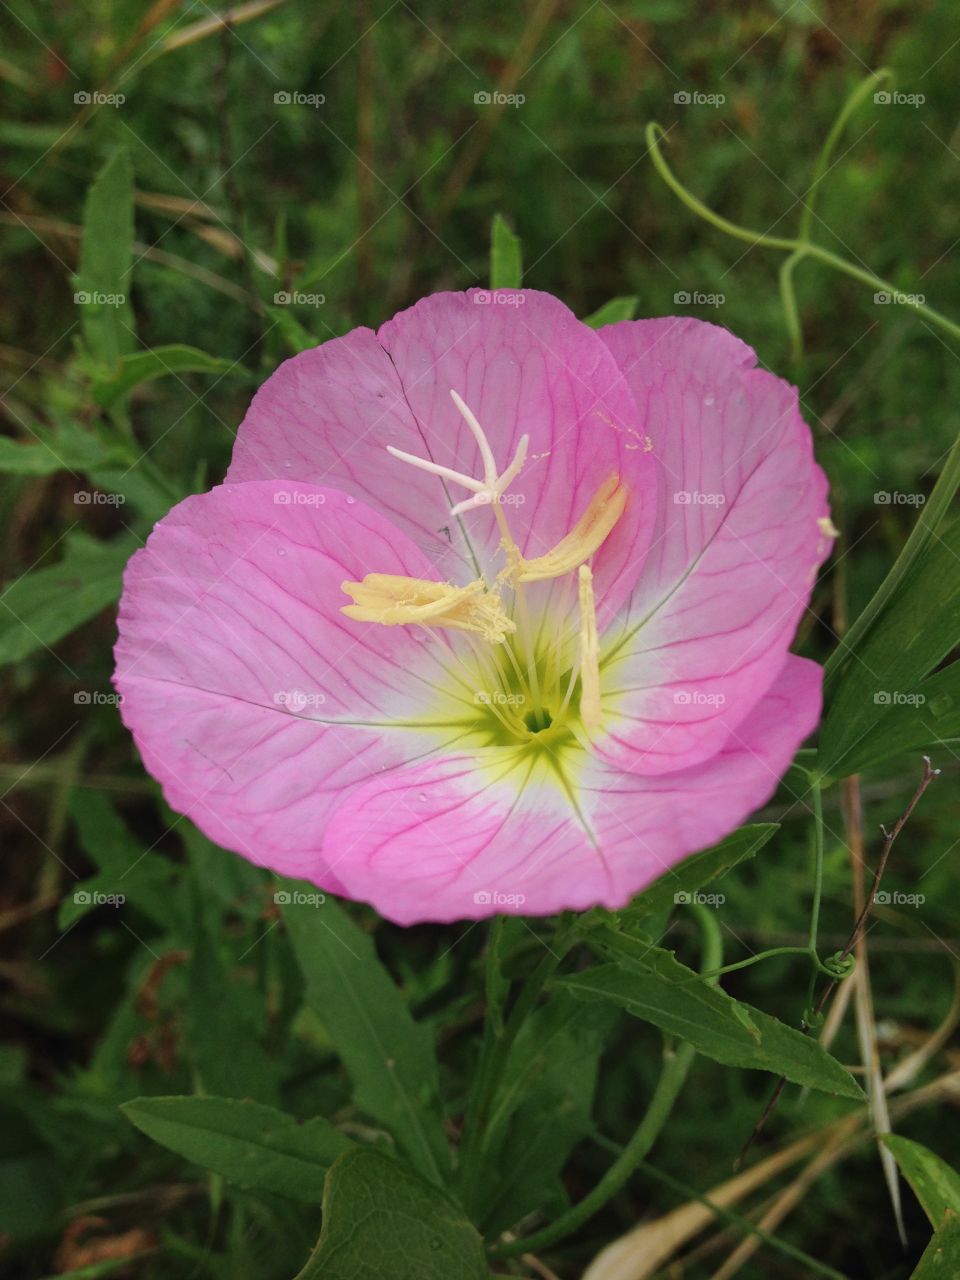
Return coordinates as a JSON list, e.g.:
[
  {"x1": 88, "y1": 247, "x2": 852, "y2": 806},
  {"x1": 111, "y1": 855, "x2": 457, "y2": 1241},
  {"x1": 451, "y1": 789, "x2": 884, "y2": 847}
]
[
  {"x1": 113, "y1": 480, "x2": 472, "y2": 888},
  {"x1": 322, "y1": 656, "x2": 821, "y2": 924},
  {"x1": 227, "y1": 290, "x2": 658, "y2": 621},
  {"x1": 596, "y1": 317, "x2": 831, "y2": 775}
]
